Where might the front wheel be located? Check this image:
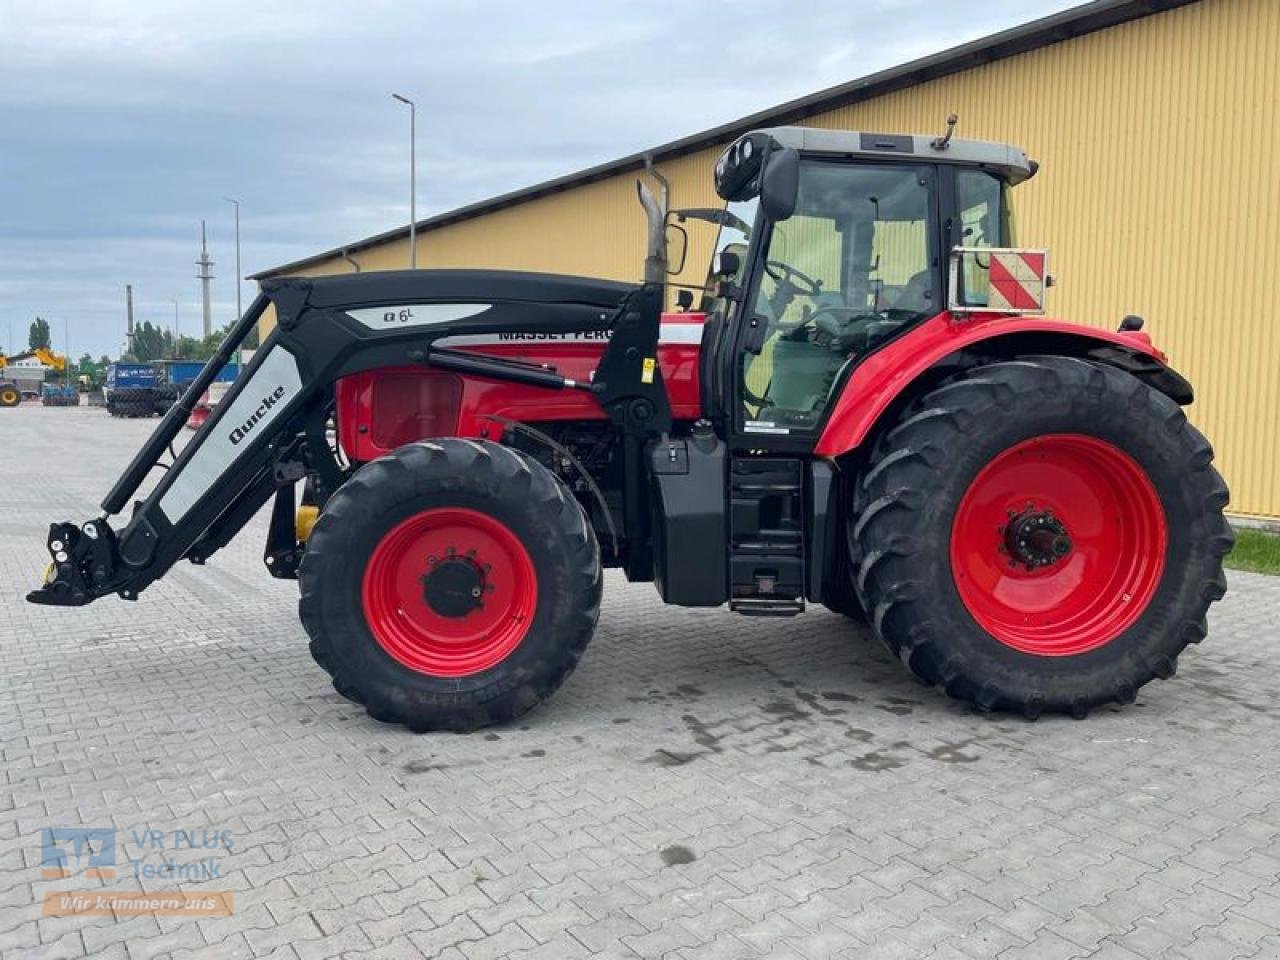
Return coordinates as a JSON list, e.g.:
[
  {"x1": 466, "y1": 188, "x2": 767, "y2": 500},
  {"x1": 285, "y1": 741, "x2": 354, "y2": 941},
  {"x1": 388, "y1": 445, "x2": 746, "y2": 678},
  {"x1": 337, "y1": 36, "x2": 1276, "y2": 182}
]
[
  {"x1": 299, "y1": 439, "x2": 602, "y2": 732},
  {"x1": 853, "y1": 357, "x2": 1233, "y2": 718}
]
